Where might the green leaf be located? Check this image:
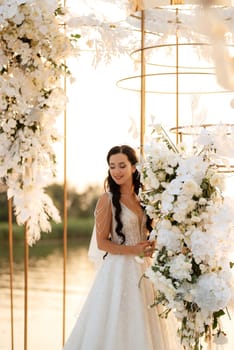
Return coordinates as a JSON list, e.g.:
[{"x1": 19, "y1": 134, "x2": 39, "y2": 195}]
[
  {"x1": 71, "y1": 33, "x2": 81, "y2": 39},
  {"x1": 212, "y1": 309, "x2": 225, "y2": 329}
]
